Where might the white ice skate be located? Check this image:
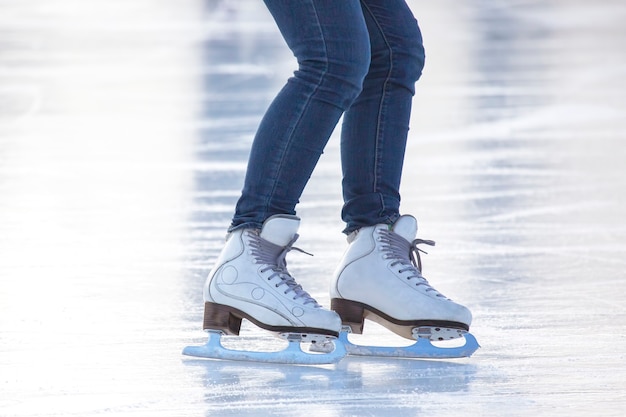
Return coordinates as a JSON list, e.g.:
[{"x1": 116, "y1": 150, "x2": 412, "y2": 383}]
[
  {"x1": 328, "y1": 215, "x2": 479, "y2": 359},
  {"x1": 183, "y1": 215, "x2": 345, "y2": 365}
]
